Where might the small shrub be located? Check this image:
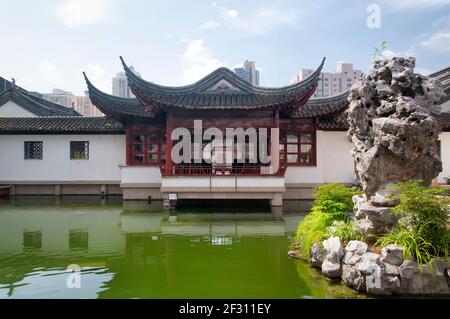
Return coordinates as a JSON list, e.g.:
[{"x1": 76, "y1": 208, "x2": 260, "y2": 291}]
[
  {"x1": 375, "y1": 227, "x2": 436, "y2": 267},
  {"x1": 295, "y1": 183, "x2": 361, "y2": 258},
  {"x1": 375, "y1": 180, "x2": 450, "y2": 266},
  {"x1": 390, "y1": 180, "x2": 449, "y2": 258},
  {"x1": 327, "y1": 220, "x2": 365, "y2": 243},
  {"x1": 295, "y1": 211, "x2": 328, "y2": 258},
  {"x1": 312, "y1": 183, "x2": 361, "y2": 215}
]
